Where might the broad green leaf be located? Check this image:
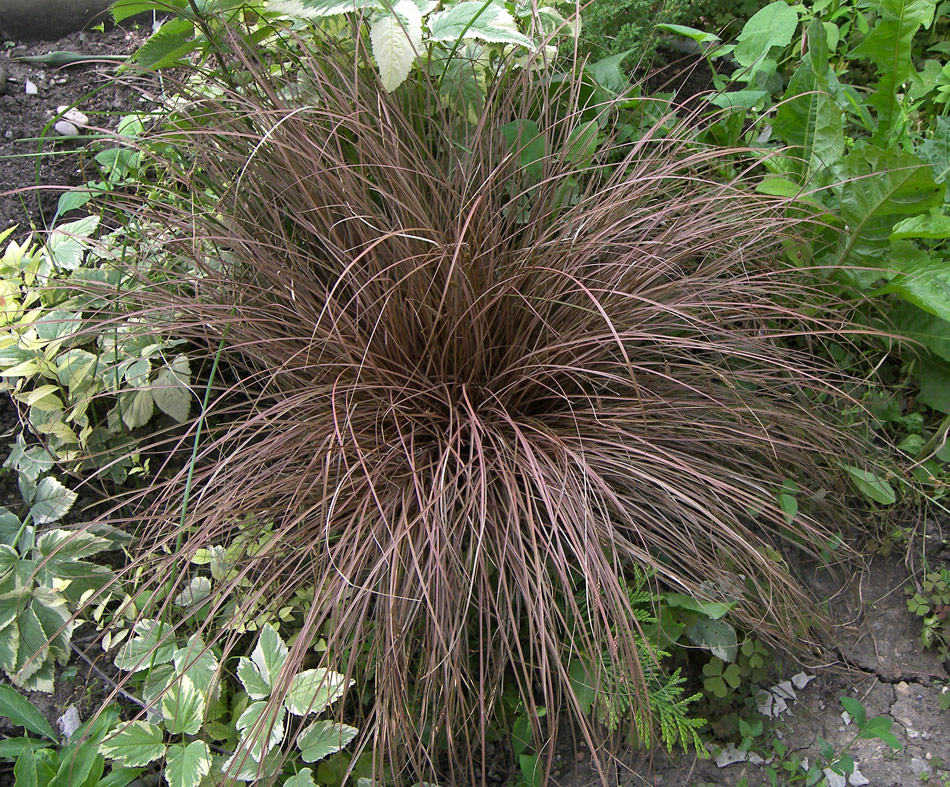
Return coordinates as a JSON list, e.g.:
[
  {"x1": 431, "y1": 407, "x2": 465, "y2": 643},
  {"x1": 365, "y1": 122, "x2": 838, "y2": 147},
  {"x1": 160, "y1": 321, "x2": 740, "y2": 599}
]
[
  {"x1": 0, "y1": 508, "x2": 22, "y2": 547},
  {"x1": 685, "y1": 617, "x2": 738, "y2": 662},
  {"x1": 165, "y1": 741, "x2": 211, "y2": 787},
  {"x1": 654, "y1": 23, "x2": 720, "y2": 47},
  {"x1": 919, "y1": 116, "x2": 950, "y2": 182},
  {"x1": 773, "y1": 19, "x2": 844, "y2": 180},
  {"x1": 584, "y1": 49, "x2": 633, "y2": 94},
  {"x1": 563, "y1": 121, "x2": 599, "y2": 166},
  {"x1": 284, "y1": 668, "x2": 352, "y2": 715},
  {"x1": 0, "y1": 738, "x2": 51, "y2": 759},
  {"x1": 97, "y1": 765, "x2": 144, "y2": 787},
  {"x1": 55, "y1": 349, "x2": 98, "y2": 392},
  {"x1": 431, "y1": 50, "x2": 484, "y2": 121},
  {"x1": 99, "y1": 721, "x2": 165, "y2": 767},
  {"x1": 428, "y1": 2, "x2": 534, "y2": 48},
  {"x1": 162, "y1": 675, "x2": 205, "y2": 735},
  {"x1": 835, "y1": 146, "x2": 944, "y2": 267},
  {"x1": 153, "y1": 355, "x2": 192, "y2": 423},
  {"x1": 131, "y1": 17, "x2": 197, "y2": 71},
  {"x1": 0, "y1": 602, "x2": 20, "y2": 672},
  {"x1": 661, "y1": 593, "x2": 735, "y2": 620},
  {"x1": 0, "y1": 684, "x2": 57, "y2": 740},
  {"x1": 878, "y1": 255, "x2": 950, "y2": 323},
  {"x1": 500, "y1": 120, "x2": 545, "y2": 179},
  {"x1": 29, "y1": 477, "x2": 77, "y2": 526},
  {"x1": 283, "y1": 769, "x2": 318, "y2": 787},
  {"x1": 891, "y1": 302, "x2": 950, "y2": 362},
  {"x1": 296, "y1": 720, "x2": 359, "y2": 763},
  {"x1": 113, "y1": 619, "x2": 177, "y2": 672},
  {"x1": 891, "y1": 209, "x2": 950, "y2": 239},
  {"x1": 112, "y1": 0, "x2": 187, "y2": 22},
  {"x1": 918, "y1": 357, "x2": 950, "y2": 413},
  {"x1": 236, "y1": 701, "x2": 286, "y2": 761},
  {"x1": 707, "y1": 89, "x2": 769, "y2": 109},
  {"x1": 237, "y1": 656, "x2": 272, "y2": 700},
  {"x1": 11, "y1": 607, "x2": 50, "y2": 684},
  {"x1": 252, "y1": 624, "x2": 288, "y2": 685},
  {"x1": 371, "y1": 1, "x2": 423, "y2": 92},
  {"x1": 842, "y1": 464, "x2": 897, "y2": 505},
  {"x1": 14, "y1": 748, "x2": 38, "y2": 787},
  {"x1": 267, "y1": 0, "x2": 381, "y2": 17},
  {"x1": 733, "y1": 2, "x2": 799, "y2": 70}
]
